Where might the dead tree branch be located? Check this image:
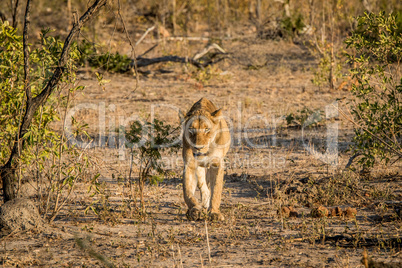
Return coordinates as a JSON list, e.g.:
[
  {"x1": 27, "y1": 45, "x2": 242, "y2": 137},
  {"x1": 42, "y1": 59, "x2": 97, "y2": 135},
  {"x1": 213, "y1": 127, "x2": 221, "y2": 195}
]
[
  {"x1": 138, "y1": 43, "x2": 158, "y2": 58},
  {"x1": 193, "y1": 43, "x2": 226, "y2": 61},
  {"x1": 344, "y1": 153, "x2": 360, "y2": 170},
  {"x1": 1, "y1": 0, "x2": 108, "y2": 202},
  {"x1": 135, "y1": 56, "x2": 202, "y2": 68},
  {"x1": 135, "y1": 25, "x2": 156, "y2": 47},
  {"x1": 132, "y1": 43, "x2": 228, "y2": 69}
]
